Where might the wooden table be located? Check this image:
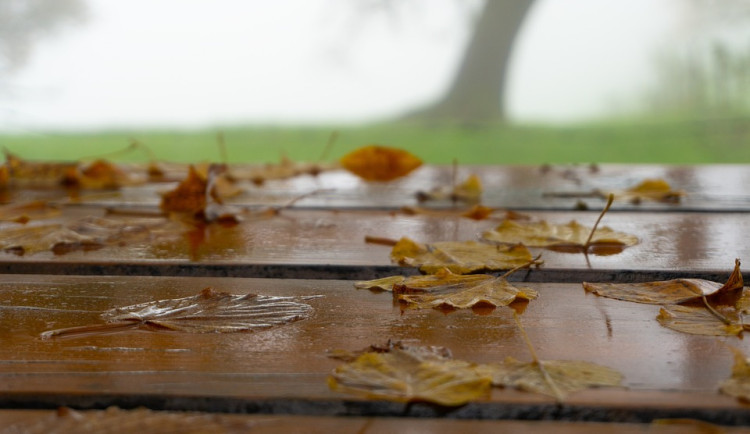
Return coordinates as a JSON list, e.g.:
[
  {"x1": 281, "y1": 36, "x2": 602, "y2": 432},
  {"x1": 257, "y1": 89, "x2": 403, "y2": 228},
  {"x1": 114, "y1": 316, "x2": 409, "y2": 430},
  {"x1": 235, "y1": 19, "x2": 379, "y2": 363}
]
[{"x1": 2, "y1": 164, "x2": 750, "y2": 432}]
